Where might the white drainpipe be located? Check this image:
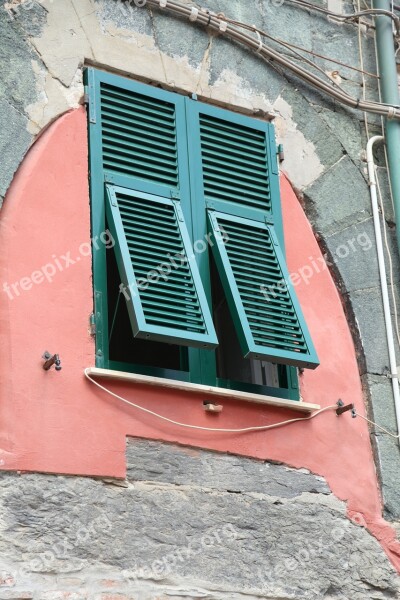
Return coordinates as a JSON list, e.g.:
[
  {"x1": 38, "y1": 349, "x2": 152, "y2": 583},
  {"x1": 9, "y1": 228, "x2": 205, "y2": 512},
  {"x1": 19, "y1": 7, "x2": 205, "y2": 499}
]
[{"x1": 366, "y1": 135, "x2": 400, "y2": 439}]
